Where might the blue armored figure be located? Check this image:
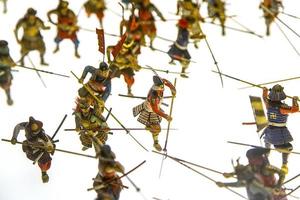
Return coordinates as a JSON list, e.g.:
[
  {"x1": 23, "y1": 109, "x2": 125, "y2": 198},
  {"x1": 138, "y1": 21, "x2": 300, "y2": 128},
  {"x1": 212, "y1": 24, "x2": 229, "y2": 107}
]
[
  {"x1": 168, "y1": 18, "x2": 191, "y2": 78},
  {"x1": 78, "y1": 62, "x2": 111, "y2": 102},
  {"x1": 262, "y1": 84, "x2": 299, "y2": 174}
]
